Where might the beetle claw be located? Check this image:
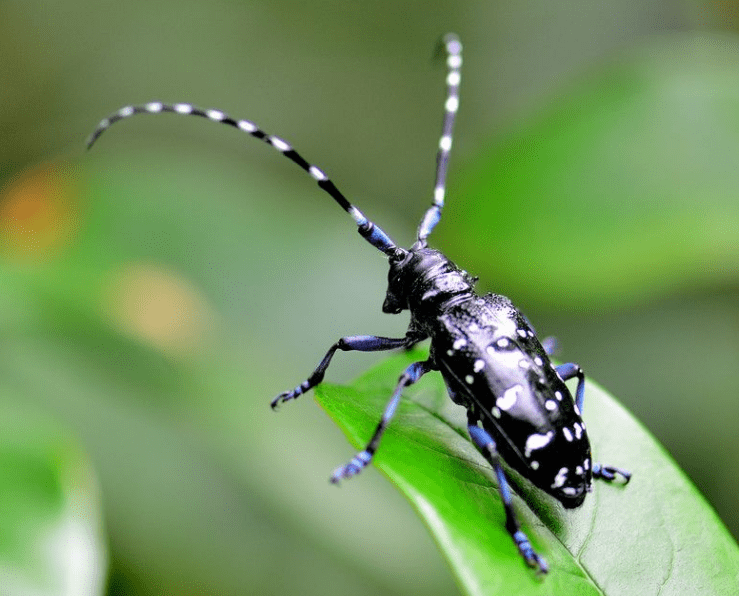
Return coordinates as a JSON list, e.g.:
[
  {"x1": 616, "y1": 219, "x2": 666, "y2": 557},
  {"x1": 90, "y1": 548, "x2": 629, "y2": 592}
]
[
  {"x1": 270, "y1": 390, "x2": 295, "y2": 410},
  {"x1": 513, "y1": 531, "x2": 548, "y2": 574}
]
